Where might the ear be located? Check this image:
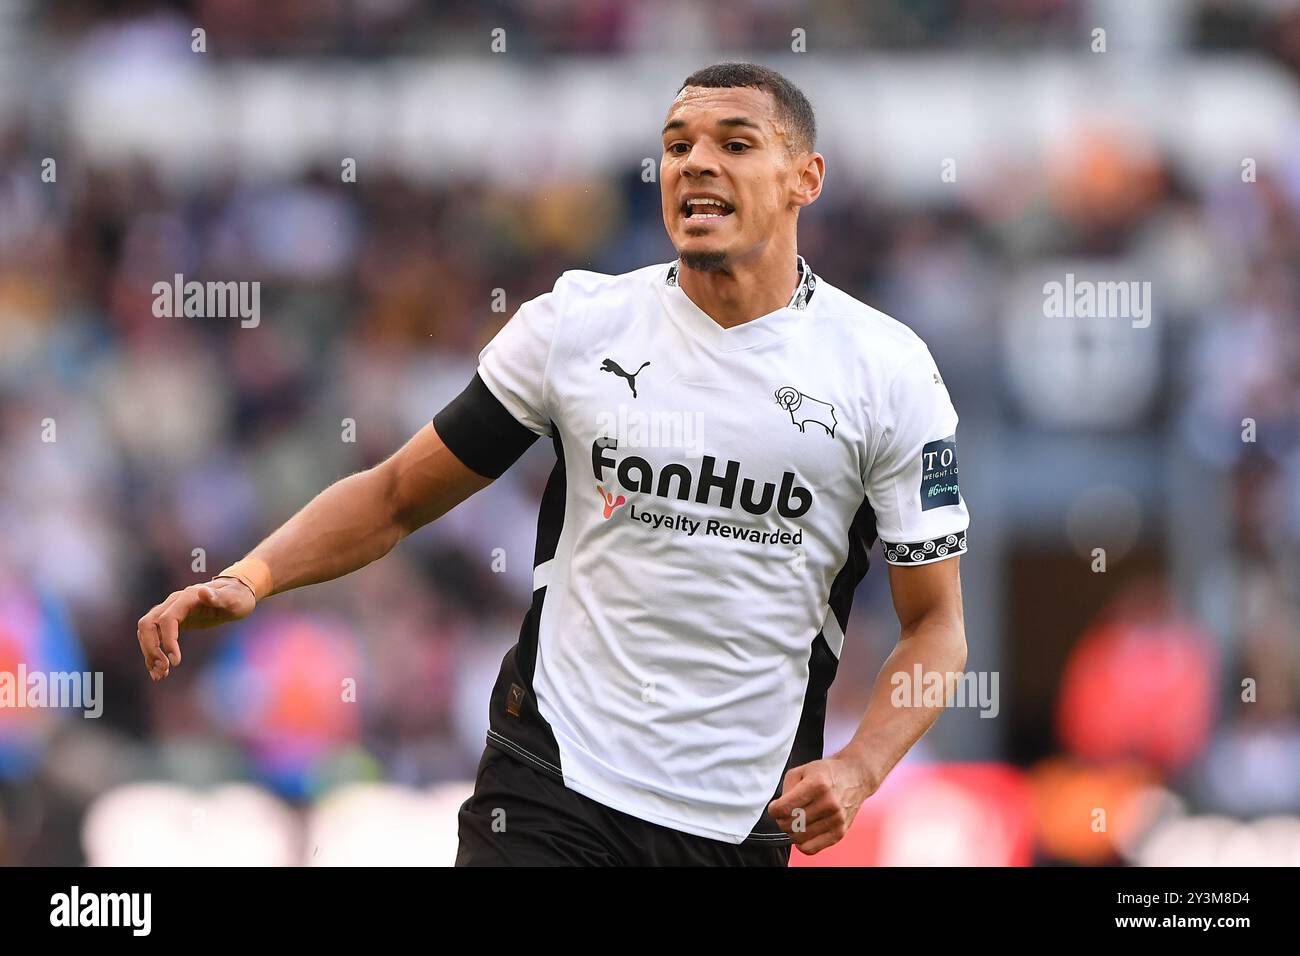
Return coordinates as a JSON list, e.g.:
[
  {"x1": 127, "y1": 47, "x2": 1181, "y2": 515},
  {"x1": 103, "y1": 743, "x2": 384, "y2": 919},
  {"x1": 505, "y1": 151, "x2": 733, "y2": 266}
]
[{"x1": 791, "y1": 152, "x2": 825, "y2": 210}]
